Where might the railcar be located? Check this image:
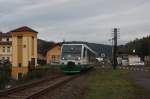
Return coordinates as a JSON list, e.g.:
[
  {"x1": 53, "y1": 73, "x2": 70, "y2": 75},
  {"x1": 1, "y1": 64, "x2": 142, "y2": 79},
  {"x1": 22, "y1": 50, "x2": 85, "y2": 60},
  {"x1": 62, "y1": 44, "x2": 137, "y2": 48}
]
[{"x1": 60, "y1": 44, "x2": 97, "y2": 74}]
